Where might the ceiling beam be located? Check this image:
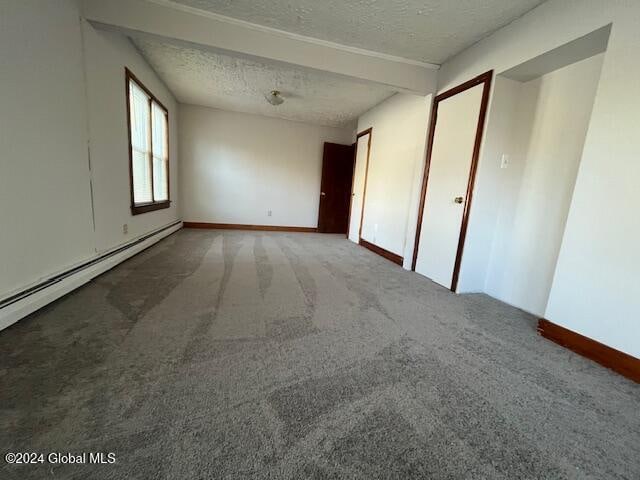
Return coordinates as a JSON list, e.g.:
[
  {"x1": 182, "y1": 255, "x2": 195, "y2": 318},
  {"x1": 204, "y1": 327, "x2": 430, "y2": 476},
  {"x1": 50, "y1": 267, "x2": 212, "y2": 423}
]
[{"x1": 81, "y1": 0, "x2": 438, "y2": 95}]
